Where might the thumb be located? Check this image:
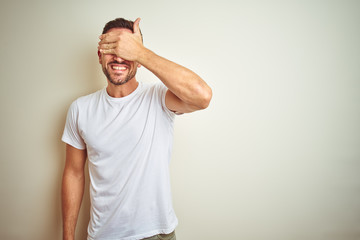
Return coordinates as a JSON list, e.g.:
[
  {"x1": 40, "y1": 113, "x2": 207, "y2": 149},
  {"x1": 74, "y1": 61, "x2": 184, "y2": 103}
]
[{"x1": 133, "y1": 17, "x2": 141, "y2": 35}]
